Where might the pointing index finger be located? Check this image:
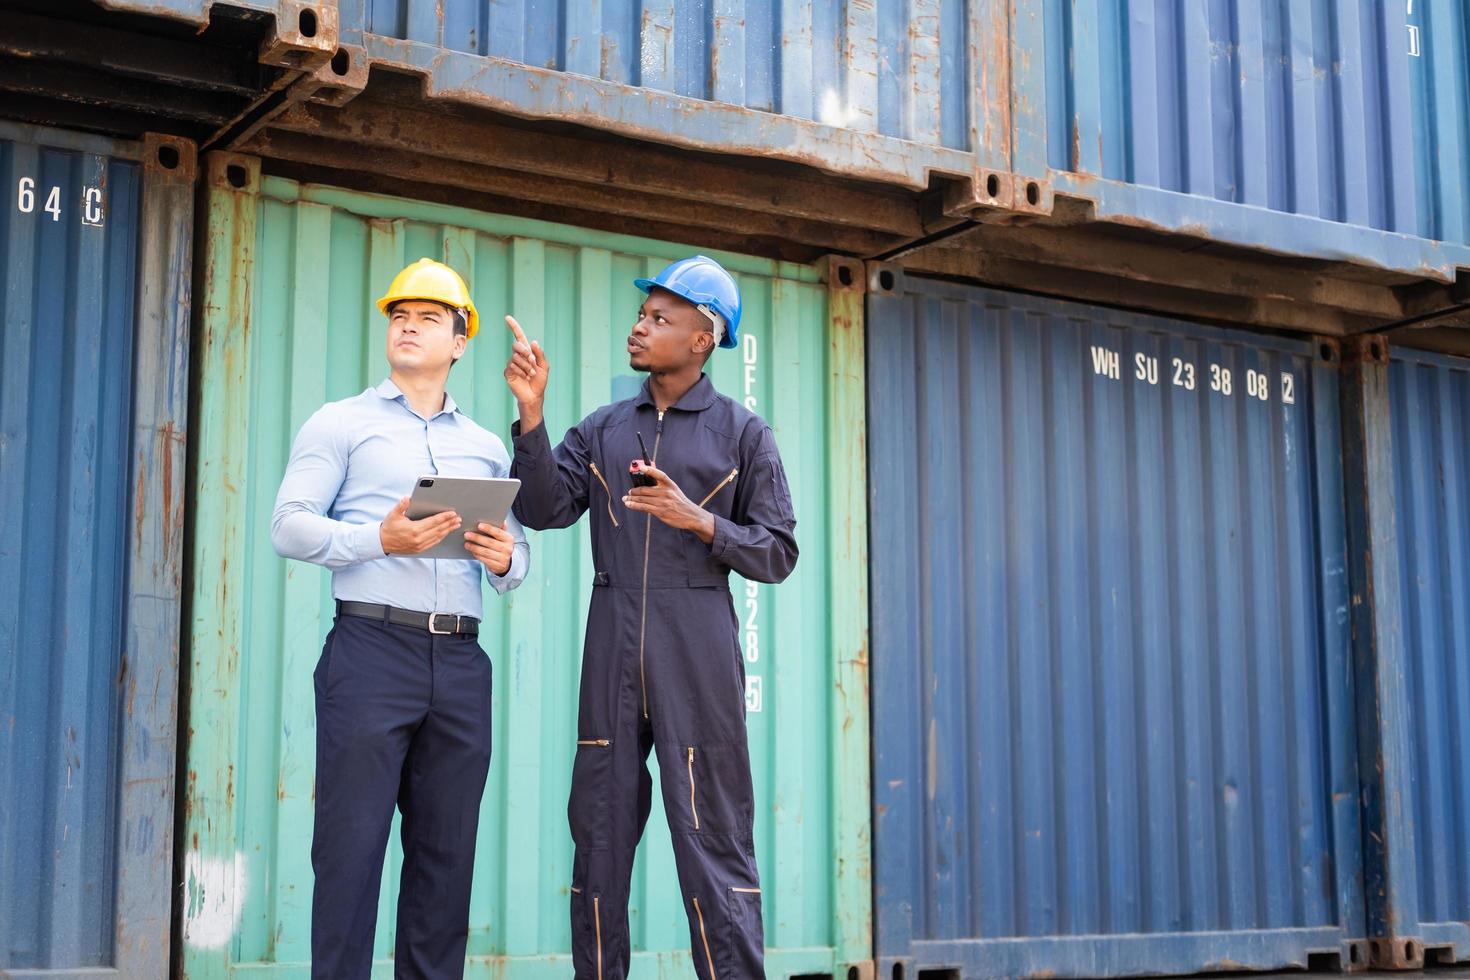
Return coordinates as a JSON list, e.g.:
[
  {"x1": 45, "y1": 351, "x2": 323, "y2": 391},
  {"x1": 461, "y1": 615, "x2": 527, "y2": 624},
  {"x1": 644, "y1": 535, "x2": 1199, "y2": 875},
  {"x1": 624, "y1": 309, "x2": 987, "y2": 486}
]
[{"x1": 505, "y1": 314, "x2": 530, "y2": 346}]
